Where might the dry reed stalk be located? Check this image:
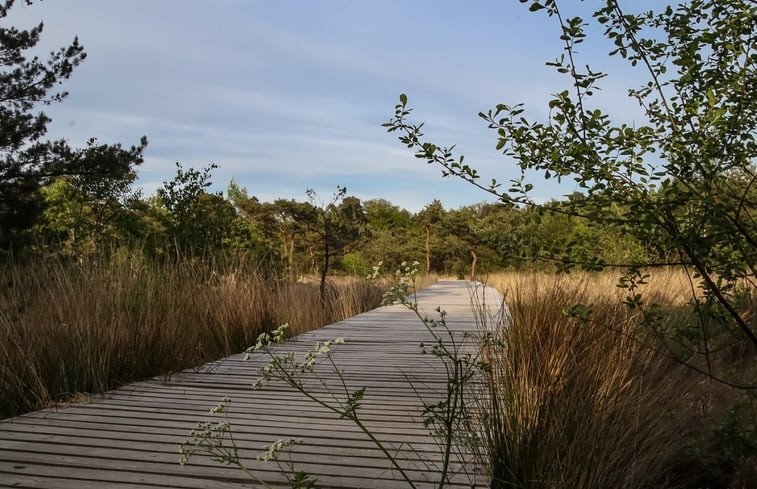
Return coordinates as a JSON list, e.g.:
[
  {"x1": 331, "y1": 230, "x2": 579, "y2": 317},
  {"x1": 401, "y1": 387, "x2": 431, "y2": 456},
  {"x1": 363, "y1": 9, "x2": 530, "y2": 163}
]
[
  {"x1": 0, "y1": 255, "x2": 384, "y2": 419},
  {"x1": 474, "y1": 271, "x2": 733, "y2": 489}
]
